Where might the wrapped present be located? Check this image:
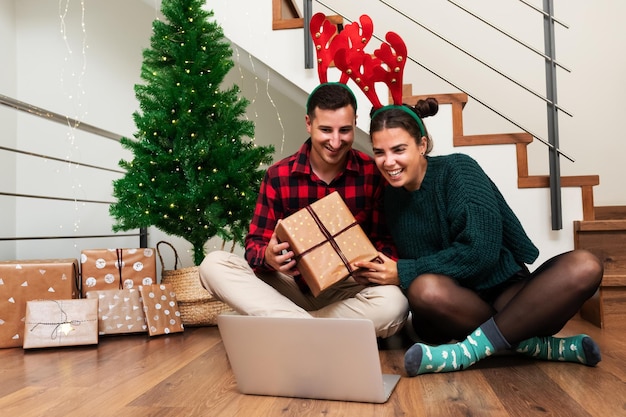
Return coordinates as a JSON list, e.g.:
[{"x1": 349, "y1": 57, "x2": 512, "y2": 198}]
[
  {"x1": 0, "y1": 259, "x2": 79, "y2": 348},
  {"x1": 275, "y1": 191, "x2": 380, "y2": 296},
  {"x1": 80, "y1": 248, "x2": 157, "y2": 297},
  {"x1": 23, "y1": 298, "x2": 98, "y2": 349},
  {"x1": 86, "y1": 288, "x2": 147, "y2": 335},
  {"x1": 139, "y1": 284, "x2": 184, "y2": 336}
]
